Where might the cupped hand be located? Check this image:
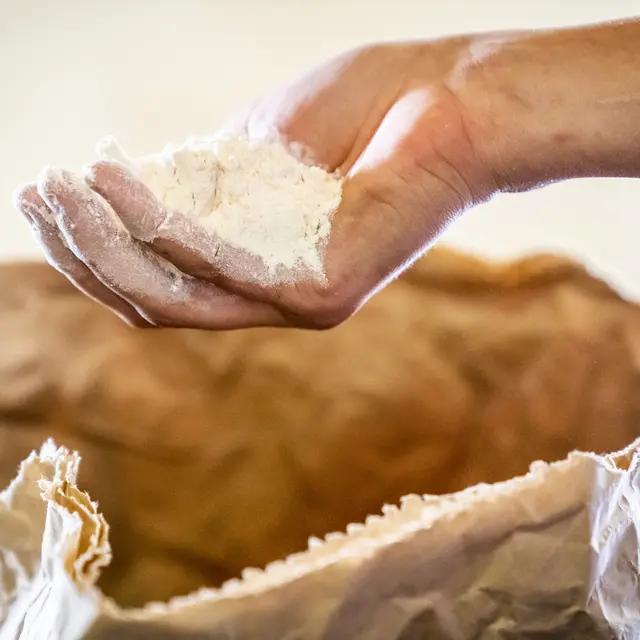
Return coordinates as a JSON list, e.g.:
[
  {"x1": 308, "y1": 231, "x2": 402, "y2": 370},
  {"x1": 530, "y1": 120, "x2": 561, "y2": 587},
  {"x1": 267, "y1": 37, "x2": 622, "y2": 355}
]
[{"x1": 15, "y1": 39, "x2": 496, "y2": 330}]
